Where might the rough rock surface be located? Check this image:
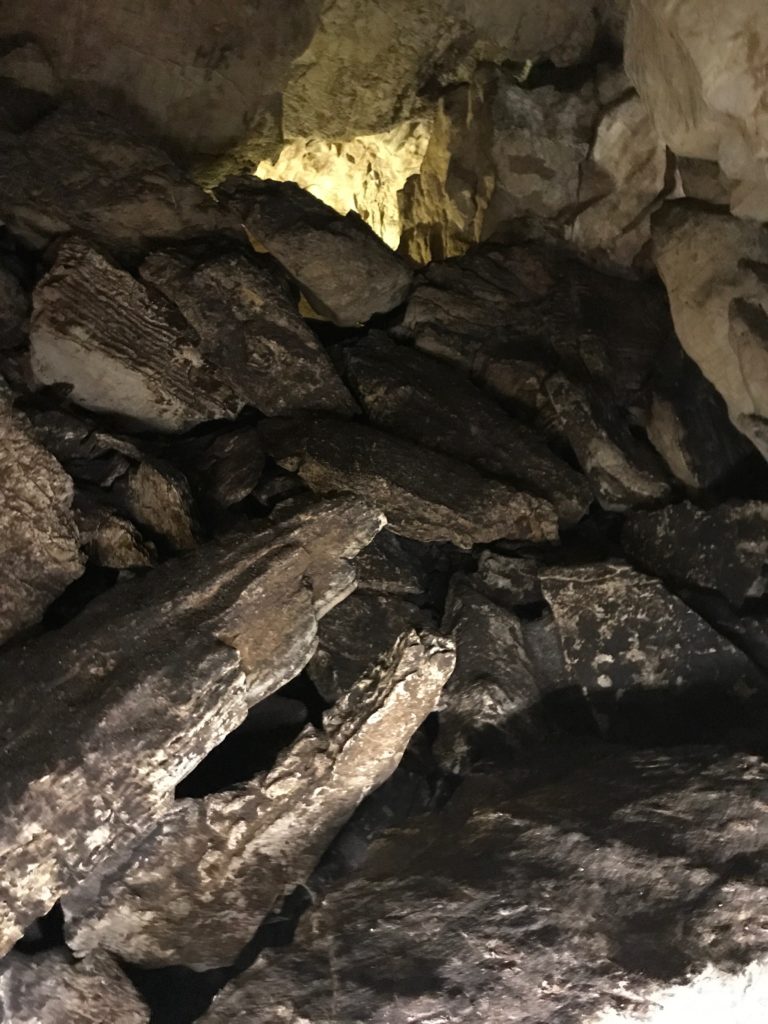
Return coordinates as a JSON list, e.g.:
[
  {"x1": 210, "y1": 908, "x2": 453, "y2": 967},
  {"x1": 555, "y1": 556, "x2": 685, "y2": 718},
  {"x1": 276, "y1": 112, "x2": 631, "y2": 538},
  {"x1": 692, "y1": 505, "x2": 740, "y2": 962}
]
[
  {"x1": 217, "y1": 178, "x2": 413, "y2": 326},
  {"x1": 351, "y1": 529, "x2": 431, "y2": 599},
  {"x1": 653, "y1": 206, "x2": 768, "y2": 459},
  {"x1": 201, "y1": 745, "x2": 768, "y2": 1024},
  {"x1": 308, "y1": 590, "x2": 433, "y2": 702},
  {"x1": 261, "y1": 415, "x2": 559, "y2": 548},
  {"x1": 112, "y1": 460, "x2": 198, "y2": 552},
  {"x1": 623, "y1": 501, "x2": 768, "y2": 607},
  {"x1": 627, "y1": 0, "x2": 768, "y2": 220},
  {"x1": 343, "y1": 335, "x2": 592, "y2": 526},
  {"x1": 538, "y1": 562, "x2": 762, "y2": 739},
  {"x1": 165, "y1": 428, "x2": 266, "y2": 510},
  {"x1": 0, "y1": 497, "x2": 382, "y2": 955},
  {"x1": 140, "y1": 248, "x2": 357, "y2": 416},
  {"x1": 0, "y1": 268, "x2": 28, "y2": 349},
  {"x1": 30, "y1": 239, "x2": 240, "y2": 432},
  {"x1": 76, "y1": 506, "x2": 154, "y2": 570},
  {"x1": 436, "y1": 573, "x2": 542, "y2": 774},
  {"x1": 0, "y1": 104, "x2": 230, "y2": 252},
  {"x1": 65, "y1": 630, "x2": 455, "y2": 969},
  {"x1": 0, "y1": 391, "x2": 84, "y2": 647},
  {"x1": 0, "y1": 950, "x2": 148, "y2": 1023}
]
